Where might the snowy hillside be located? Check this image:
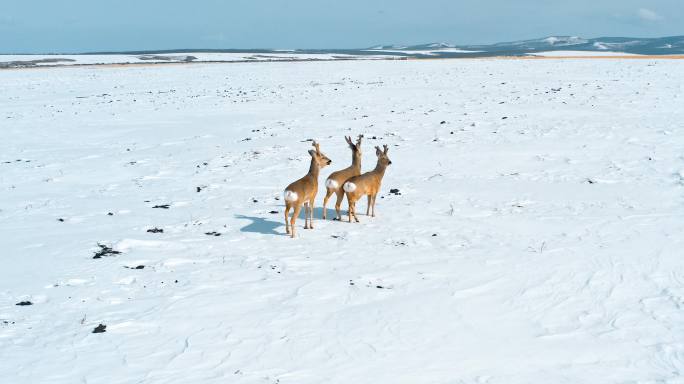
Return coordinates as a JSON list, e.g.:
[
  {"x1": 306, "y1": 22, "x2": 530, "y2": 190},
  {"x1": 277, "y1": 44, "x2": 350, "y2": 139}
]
[
  {"x1": 493, "y1": 36, "x2": 589, "y2": 47},
  {"x1": 368, "y1": 35, "x2": 684, "y2": 57},
  {"x1": 1, "y1": 58, "x2": 683, "y2": 383},
  {"x1": 2, "y1": 36, "x2": 683, "y2": 68}
]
